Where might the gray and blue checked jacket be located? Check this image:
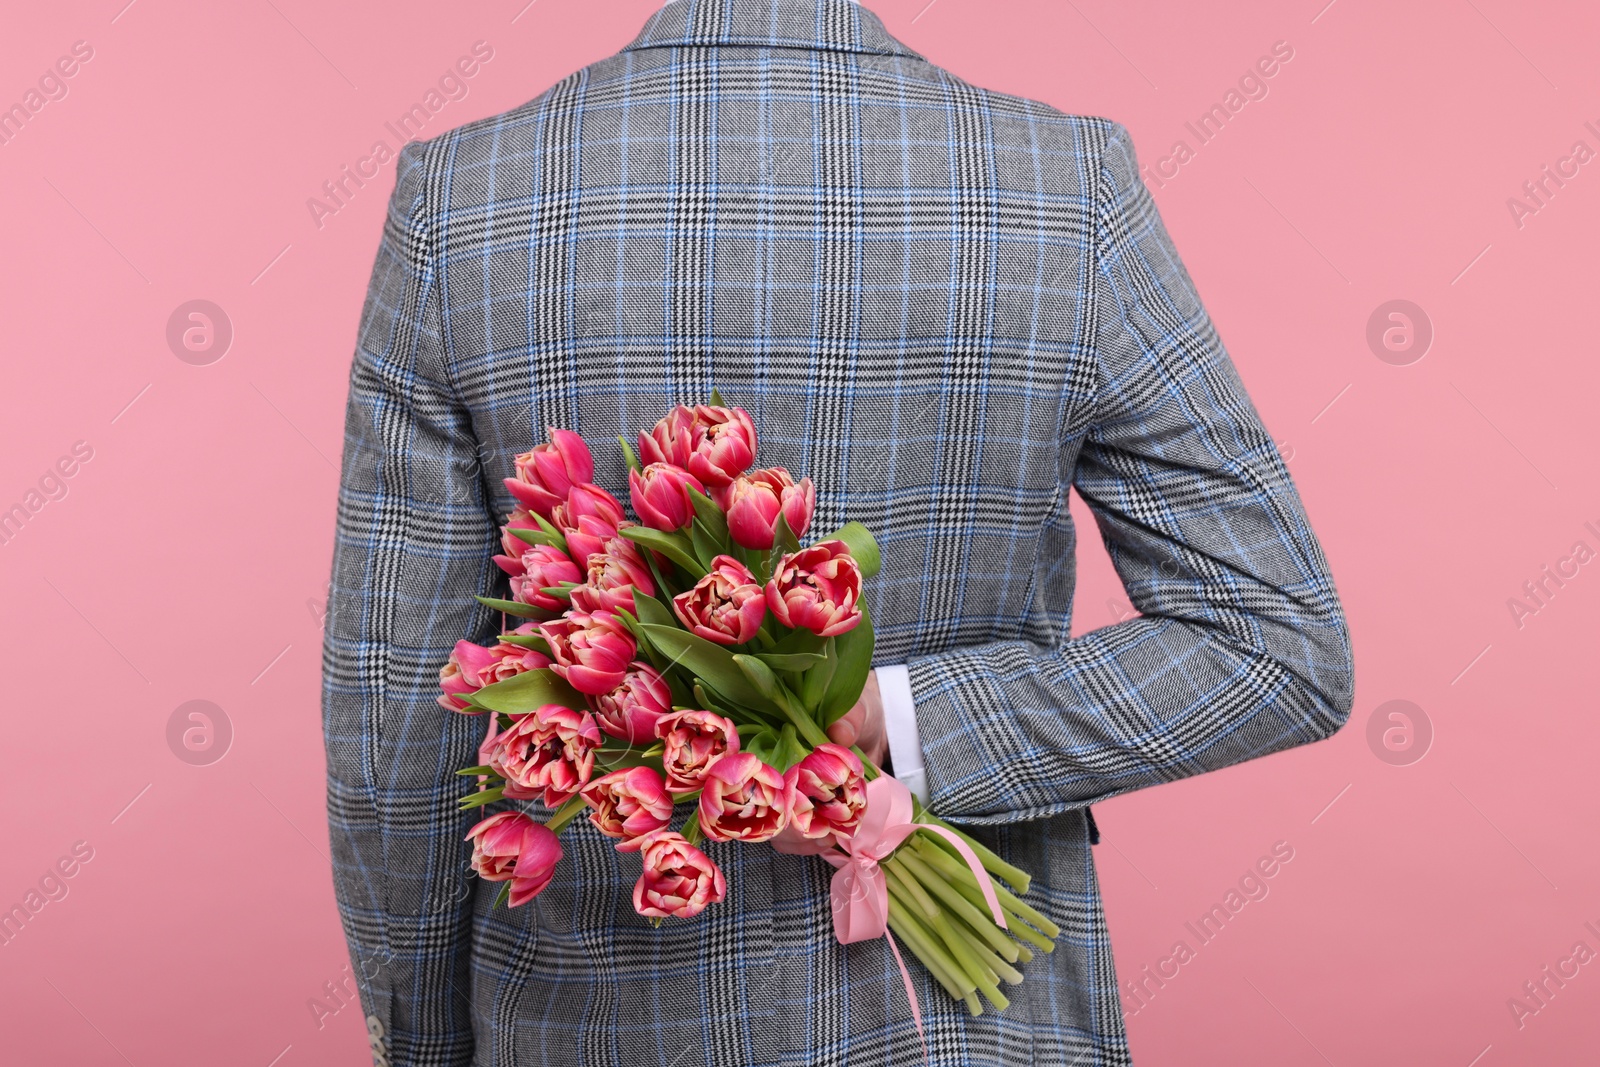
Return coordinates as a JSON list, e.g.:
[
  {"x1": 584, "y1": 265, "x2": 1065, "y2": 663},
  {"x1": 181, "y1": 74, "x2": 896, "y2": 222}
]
[{"x1": 322, "y1": 1, "x2": 1355, "y2": 1063}]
